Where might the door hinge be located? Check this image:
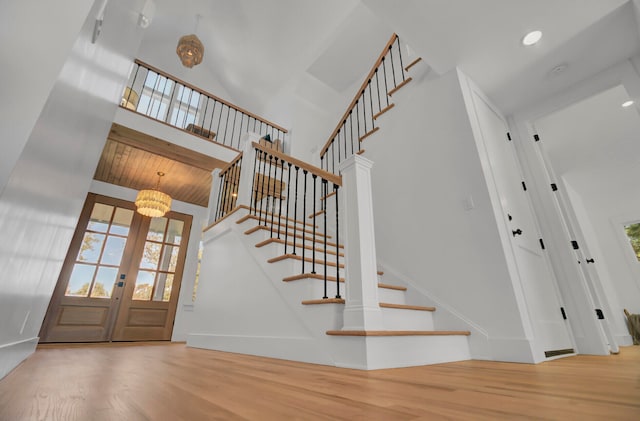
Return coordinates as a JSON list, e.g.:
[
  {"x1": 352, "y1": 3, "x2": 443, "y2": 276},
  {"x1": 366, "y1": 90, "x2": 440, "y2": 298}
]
[
  {"x1": 595, "y1": 309, "x2": 605, "y2": 320},
  {"x1": 539, "y1": 238, "x2": 545, "y2": 250},
  {"x1": 551, "y1": 183, "x2": 558, "y2": 191},
  {"x1": 521, "y1": 181, "x2": 527, "y2": 191},
  {"x1": 571, "y1": 240, "x2": 579, "y2": 250},
  {"x1": 560, "y1": 307, "x2": 567, "y2": 320},
  {"x1": 534, "y1": 134, "x2": 540, "y2": 142},
  {"x1": 507, "y1": 132, "x2": 512, "y2": 141}
]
